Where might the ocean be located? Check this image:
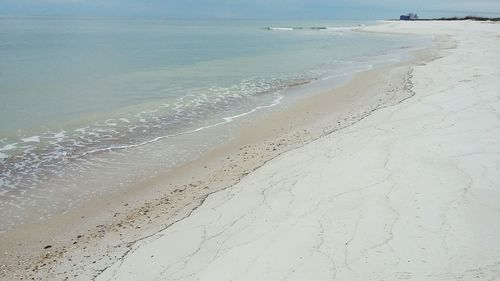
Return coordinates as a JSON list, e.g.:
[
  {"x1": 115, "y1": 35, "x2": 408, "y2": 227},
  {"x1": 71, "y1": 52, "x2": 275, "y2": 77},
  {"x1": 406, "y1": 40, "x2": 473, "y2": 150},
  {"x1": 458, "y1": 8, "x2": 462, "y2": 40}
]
[{"x1": 0, "y1": 17, "x2": 430, "y2": 231}]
